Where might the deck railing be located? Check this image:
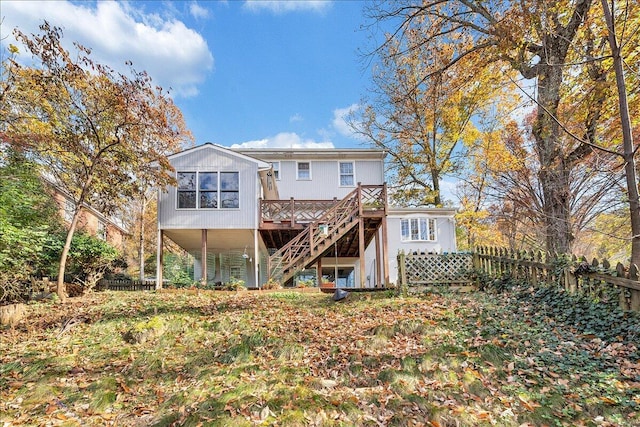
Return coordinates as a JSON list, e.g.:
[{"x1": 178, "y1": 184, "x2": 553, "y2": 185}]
[
  {"x1": 268, "y1": 184, "x2": 386, "y2": 285},
  {"x1": 260, "y1": 199, "x2": 339, "y2": 226}
]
